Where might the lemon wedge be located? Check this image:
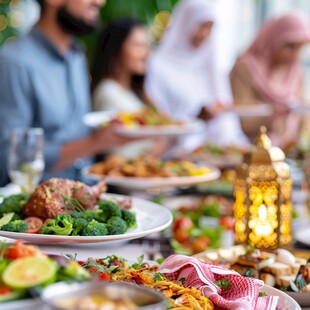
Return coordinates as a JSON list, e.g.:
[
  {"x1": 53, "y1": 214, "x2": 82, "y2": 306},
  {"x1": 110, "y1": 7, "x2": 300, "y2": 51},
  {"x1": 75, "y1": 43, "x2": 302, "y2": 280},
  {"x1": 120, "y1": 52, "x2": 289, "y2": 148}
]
[{"x1": 3, "y1": 257, "x2": 57, "y2": 289}]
